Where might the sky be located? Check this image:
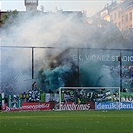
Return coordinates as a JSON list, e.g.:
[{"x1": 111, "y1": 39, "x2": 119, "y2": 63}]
[{"x1": 0, "y1": 0, "x2": 118, "y2": 16}]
